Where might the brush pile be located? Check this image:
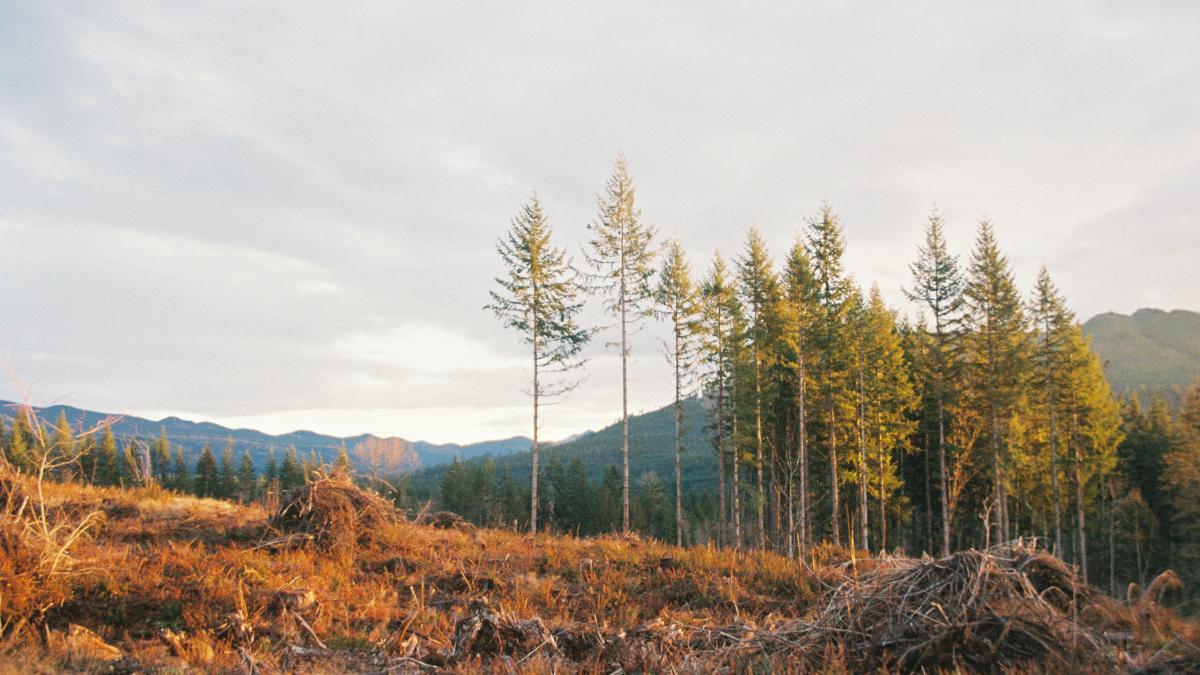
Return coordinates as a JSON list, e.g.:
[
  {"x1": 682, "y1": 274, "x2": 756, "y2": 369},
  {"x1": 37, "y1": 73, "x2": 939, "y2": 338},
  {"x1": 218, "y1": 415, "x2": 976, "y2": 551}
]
[
  {"x1": 270, "y1": 477, "x2": 403, "y2": 552},
  {"x1": 770, "y1": 541, "x2": 1110, "y2": 671}
]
